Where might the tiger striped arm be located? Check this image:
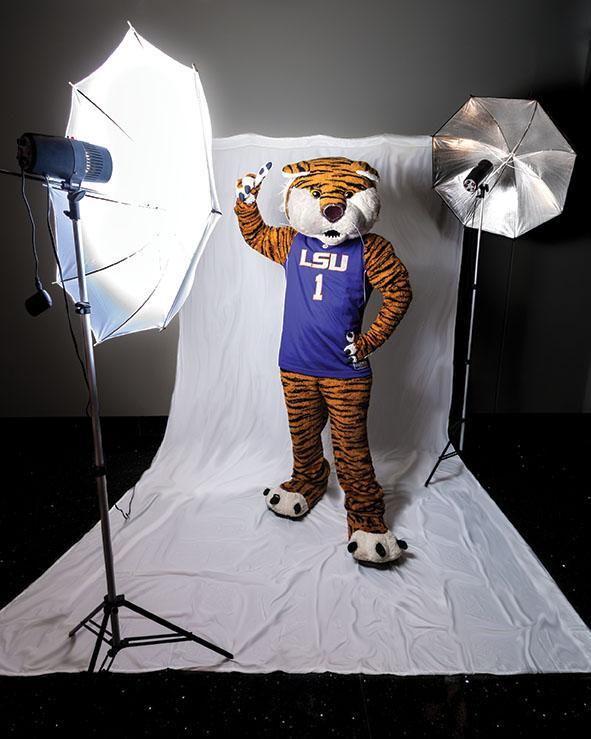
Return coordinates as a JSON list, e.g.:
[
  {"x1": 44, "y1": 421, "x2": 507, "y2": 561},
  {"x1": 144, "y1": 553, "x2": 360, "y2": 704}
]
[
  {"x1": 234, "y1": 162, "x2": 296, "y2": 266},
  {"x1": 355, "y1": 234, "x2": 413, "y2": 359}
]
